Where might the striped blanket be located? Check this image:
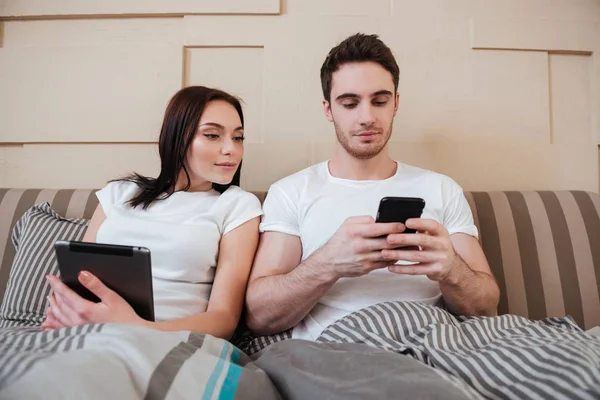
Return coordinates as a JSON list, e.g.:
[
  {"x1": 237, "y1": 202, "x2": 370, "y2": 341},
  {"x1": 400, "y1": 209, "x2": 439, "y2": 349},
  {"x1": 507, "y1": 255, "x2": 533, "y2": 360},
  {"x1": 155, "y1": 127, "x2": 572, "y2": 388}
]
[
  {"x1": 0, "y1": 324, "x2": 281, "y2": 400},
  {"x1": 317, "y1": 301, "x2": 600, "y2": 400}
]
